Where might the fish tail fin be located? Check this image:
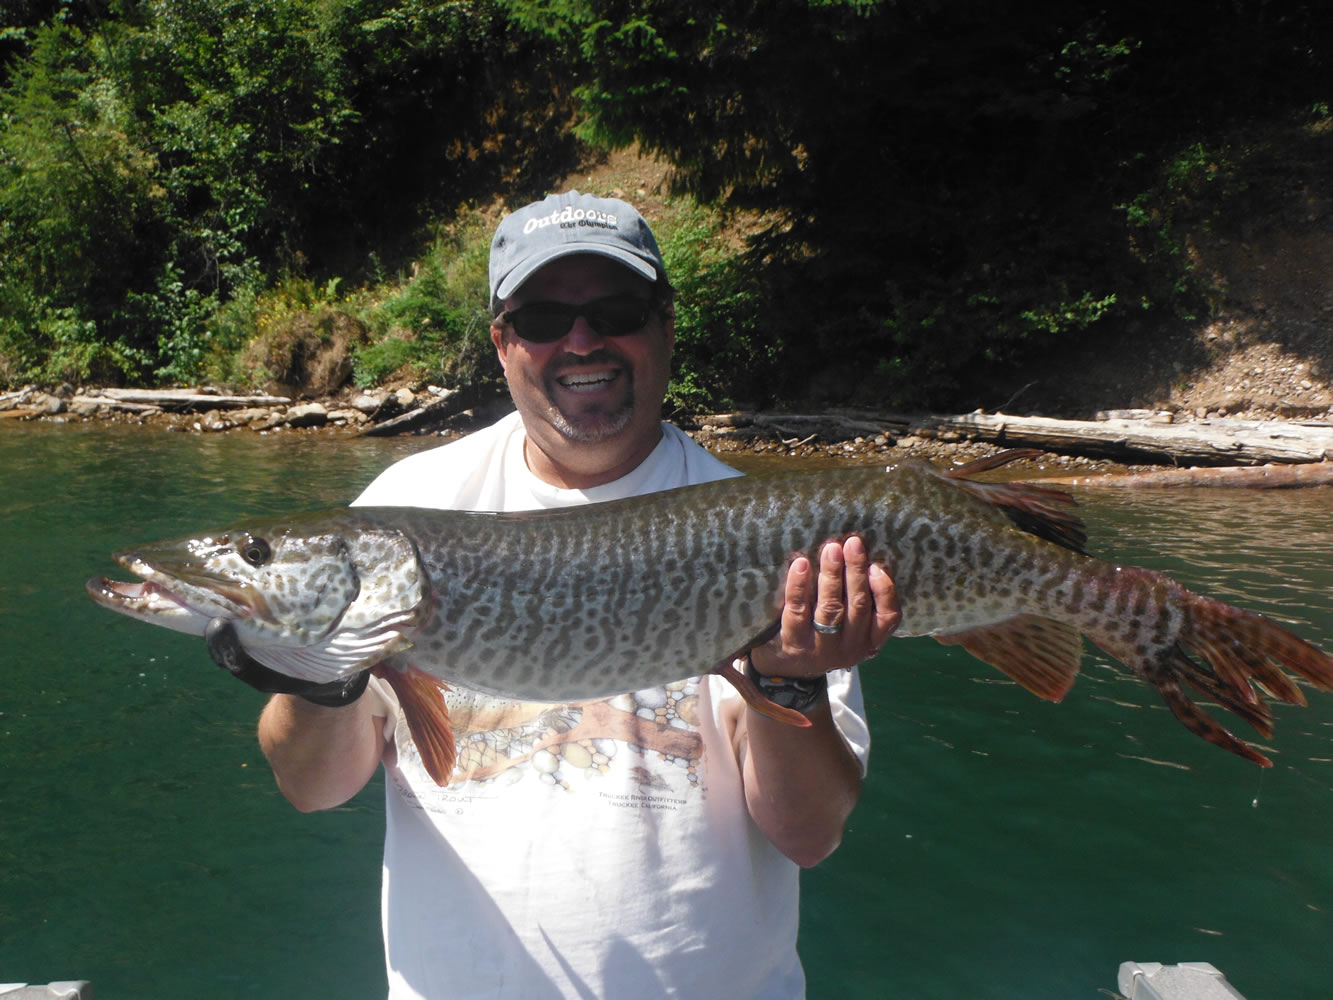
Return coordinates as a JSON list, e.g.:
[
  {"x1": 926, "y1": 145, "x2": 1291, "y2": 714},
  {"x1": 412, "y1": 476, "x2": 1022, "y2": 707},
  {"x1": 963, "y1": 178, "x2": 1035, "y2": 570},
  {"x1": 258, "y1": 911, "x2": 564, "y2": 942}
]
[
  {"x1": 715, "y1": 659, "x2": 815, "y2": 728},
  {"x1": 1100, "y1": 582, "x2": 1333, "y2": 767},
  {"x1": 373, "y1": 664, "x2": 456, "y2": 785}
]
